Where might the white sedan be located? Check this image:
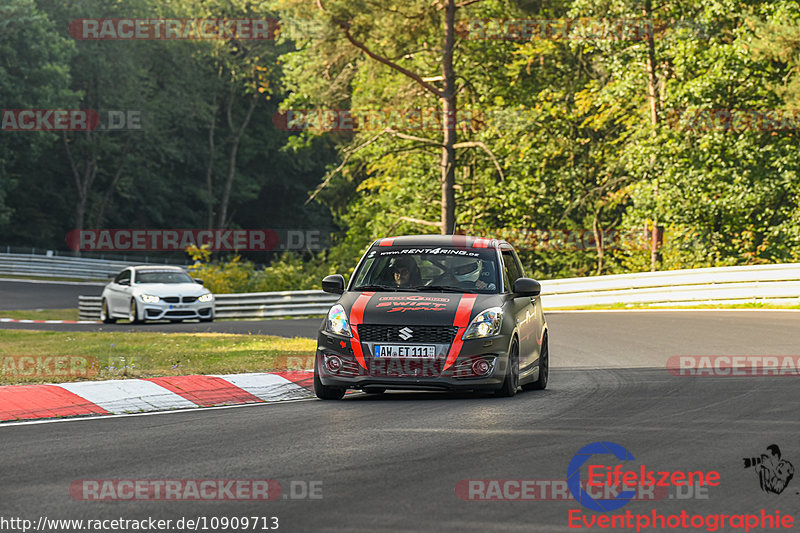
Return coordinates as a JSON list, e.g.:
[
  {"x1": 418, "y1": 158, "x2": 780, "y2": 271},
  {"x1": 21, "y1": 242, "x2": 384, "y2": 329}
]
[{"x1": 100, "y1": 266, "x2": 214, "y2": 323}]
